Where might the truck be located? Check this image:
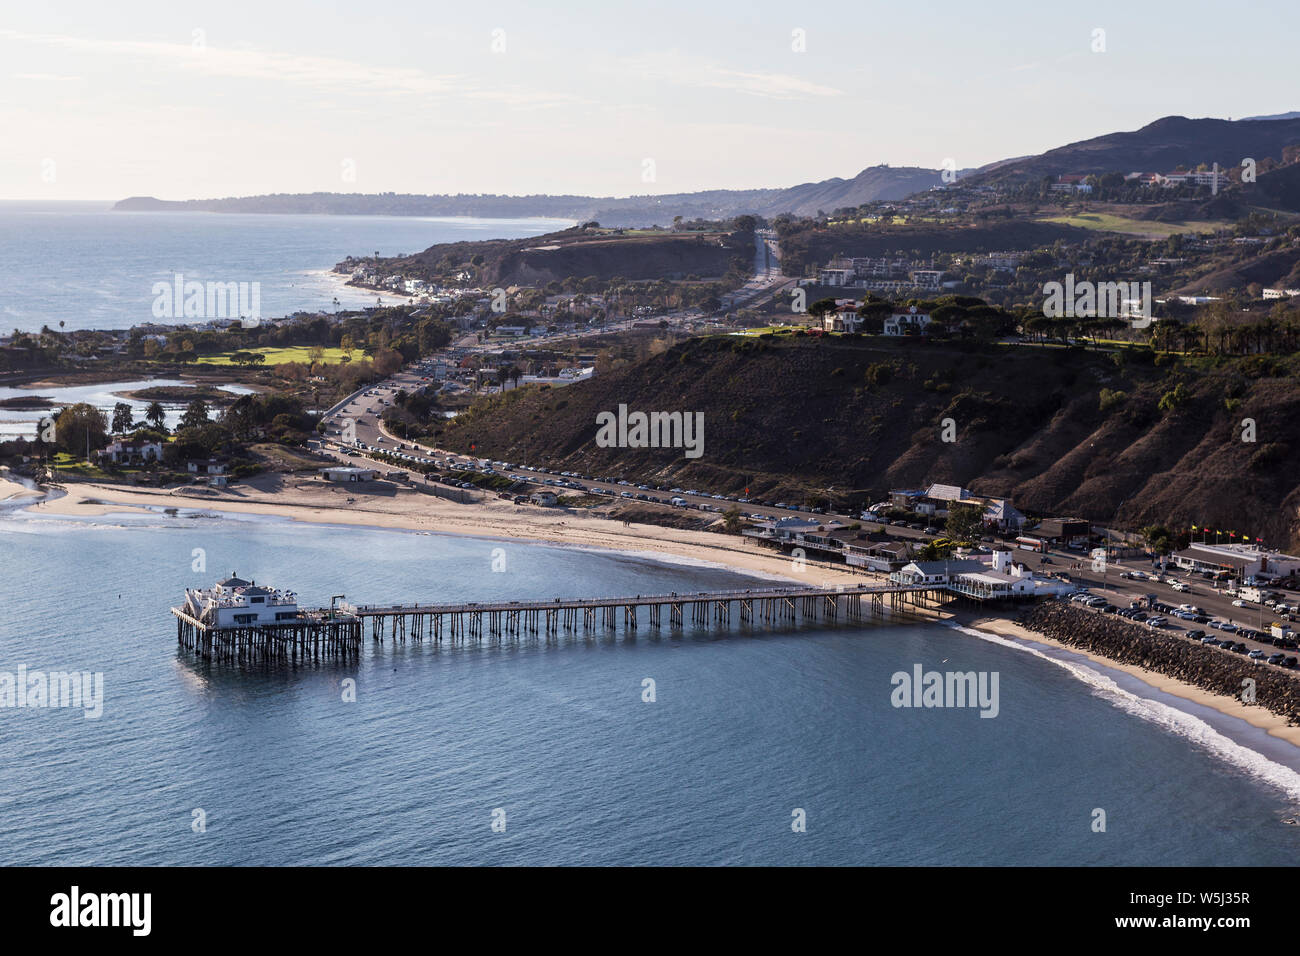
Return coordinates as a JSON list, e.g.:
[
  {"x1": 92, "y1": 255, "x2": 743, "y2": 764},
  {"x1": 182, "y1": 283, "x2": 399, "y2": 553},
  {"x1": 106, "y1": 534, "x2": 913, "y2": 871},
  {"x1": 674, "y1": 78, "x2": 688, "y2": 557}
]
[
  {"x1": 1272, "y1": 623, "x2": 1293, "y2": 640},
  {"x1": 670, "y1": 497, "x2": 688, "y2": 507},
  {"x1": 1239, "y1": 586, "x2": 1268, "y2": 604}
]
